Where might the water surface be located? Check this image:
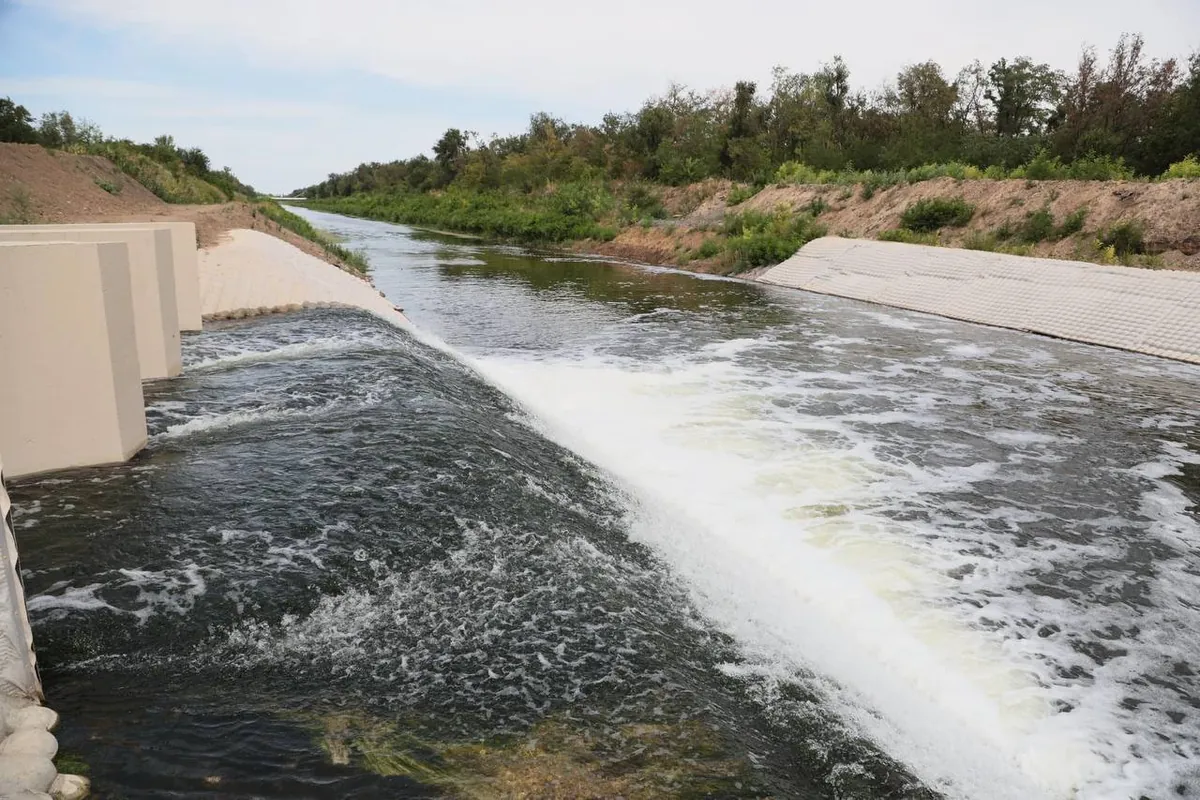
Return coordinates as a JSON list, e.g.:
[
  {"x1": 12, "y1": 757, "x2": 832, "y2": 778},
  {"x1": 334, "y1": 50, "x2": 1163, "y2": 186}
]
[{"x1": 12, "y1": 209, "x2": 1200, "y2": 799}]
